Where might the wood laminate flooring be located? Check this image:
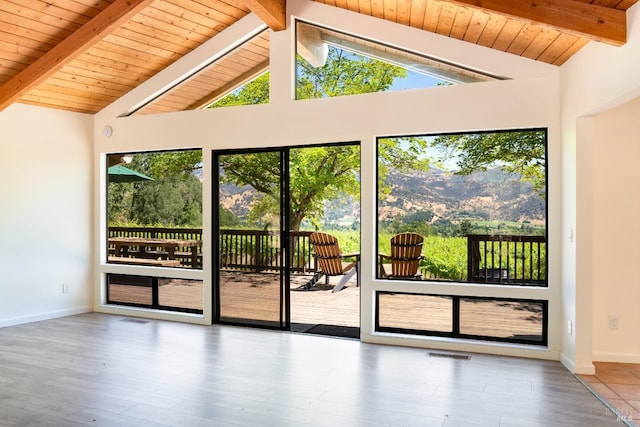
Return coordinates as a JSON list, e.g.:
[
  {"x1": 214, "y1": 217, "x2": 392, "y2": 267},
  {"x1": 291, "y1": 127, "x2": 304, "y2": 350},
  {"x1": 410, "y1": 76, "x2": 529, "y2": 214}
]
[{"x1": 0, "y1": 313, "x2": 625, "y2": 426}]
